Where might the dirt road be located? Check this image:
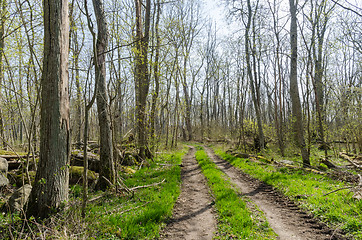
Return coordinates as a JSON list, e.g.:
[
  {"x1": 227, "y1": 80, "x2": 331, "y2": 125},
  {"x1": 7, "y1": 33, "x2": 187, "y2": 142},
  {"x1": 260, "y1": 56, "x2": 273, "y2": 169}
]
[
  {"x1": 161, "y1": 147, "x2": 217, "y2": 240},
  {"x1": 204, "y1": 146, "x2": 346, "y2": 240}
]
